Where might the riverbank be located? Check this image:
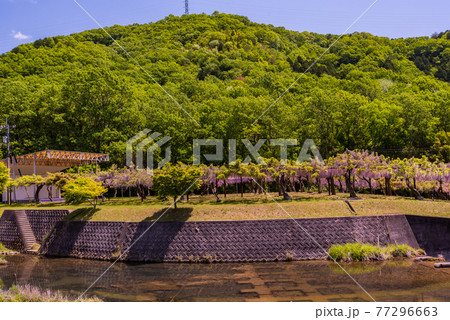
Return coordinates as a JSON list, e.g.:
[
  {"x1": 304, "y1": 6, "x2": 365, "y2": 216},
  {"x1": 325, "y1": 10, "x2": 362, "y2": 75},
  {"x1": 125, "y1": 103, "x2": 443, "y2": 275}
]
[
  {"x1": 38, "y1": 214, "x2": 442, "y2": 262},
  {"x1": 0, "y1": 284, "x2": 101, "y2": 302},
  {"x1": 1, "y1": 255, "x2": 449, "y2": 302},
  {"x1": 1, "y1": 207, "x2": 449, "y2": 263}
]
